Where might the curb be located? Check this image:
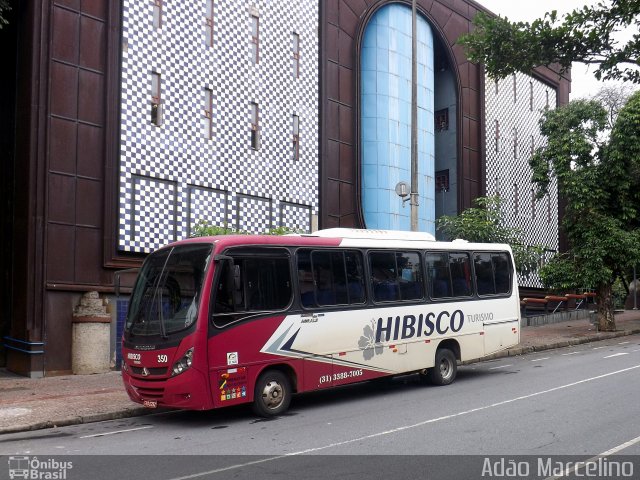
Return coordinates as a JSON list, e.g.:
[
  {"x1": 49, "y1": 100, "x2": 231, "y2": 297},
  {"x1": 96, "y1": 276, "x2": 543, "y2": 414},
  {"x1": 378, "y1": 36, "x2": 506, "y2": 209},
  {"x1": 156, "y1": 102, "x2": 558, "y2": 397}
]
[
  {"x1": 464, "y1": 328, "x2": 640, "y2": 365},
  {"x1": 0, "y1": 407, "x2": 153, "y2": 436}
]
